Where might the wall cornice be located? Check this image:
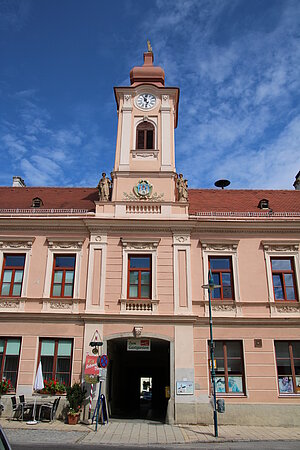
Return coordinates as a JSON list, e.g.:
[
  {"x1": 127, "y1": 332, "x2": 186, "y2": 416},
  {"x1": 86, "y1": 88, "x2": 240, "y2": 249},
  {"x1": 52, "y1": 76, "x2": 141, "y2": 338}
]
[
  {"x1": 0, "y1": 216, "x2": 299, "y2": 235},
  {"x1": 0, "y1": 311, "x2": 299, "y2": 327}
]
